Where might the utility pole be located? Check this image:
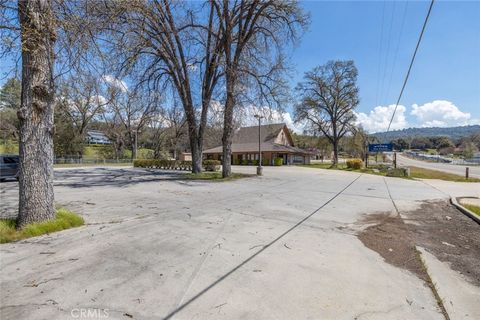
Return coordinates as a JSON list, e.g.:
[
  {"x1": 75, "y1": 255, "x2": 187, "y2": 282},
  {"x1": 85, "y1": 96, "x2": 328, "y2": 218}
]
[
  {"x1": 134, "y1": 129, "x2": 141, "y2": 160},
  {"x1": 254, "y1": 114, "x2": 264, "y2": 175}
]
